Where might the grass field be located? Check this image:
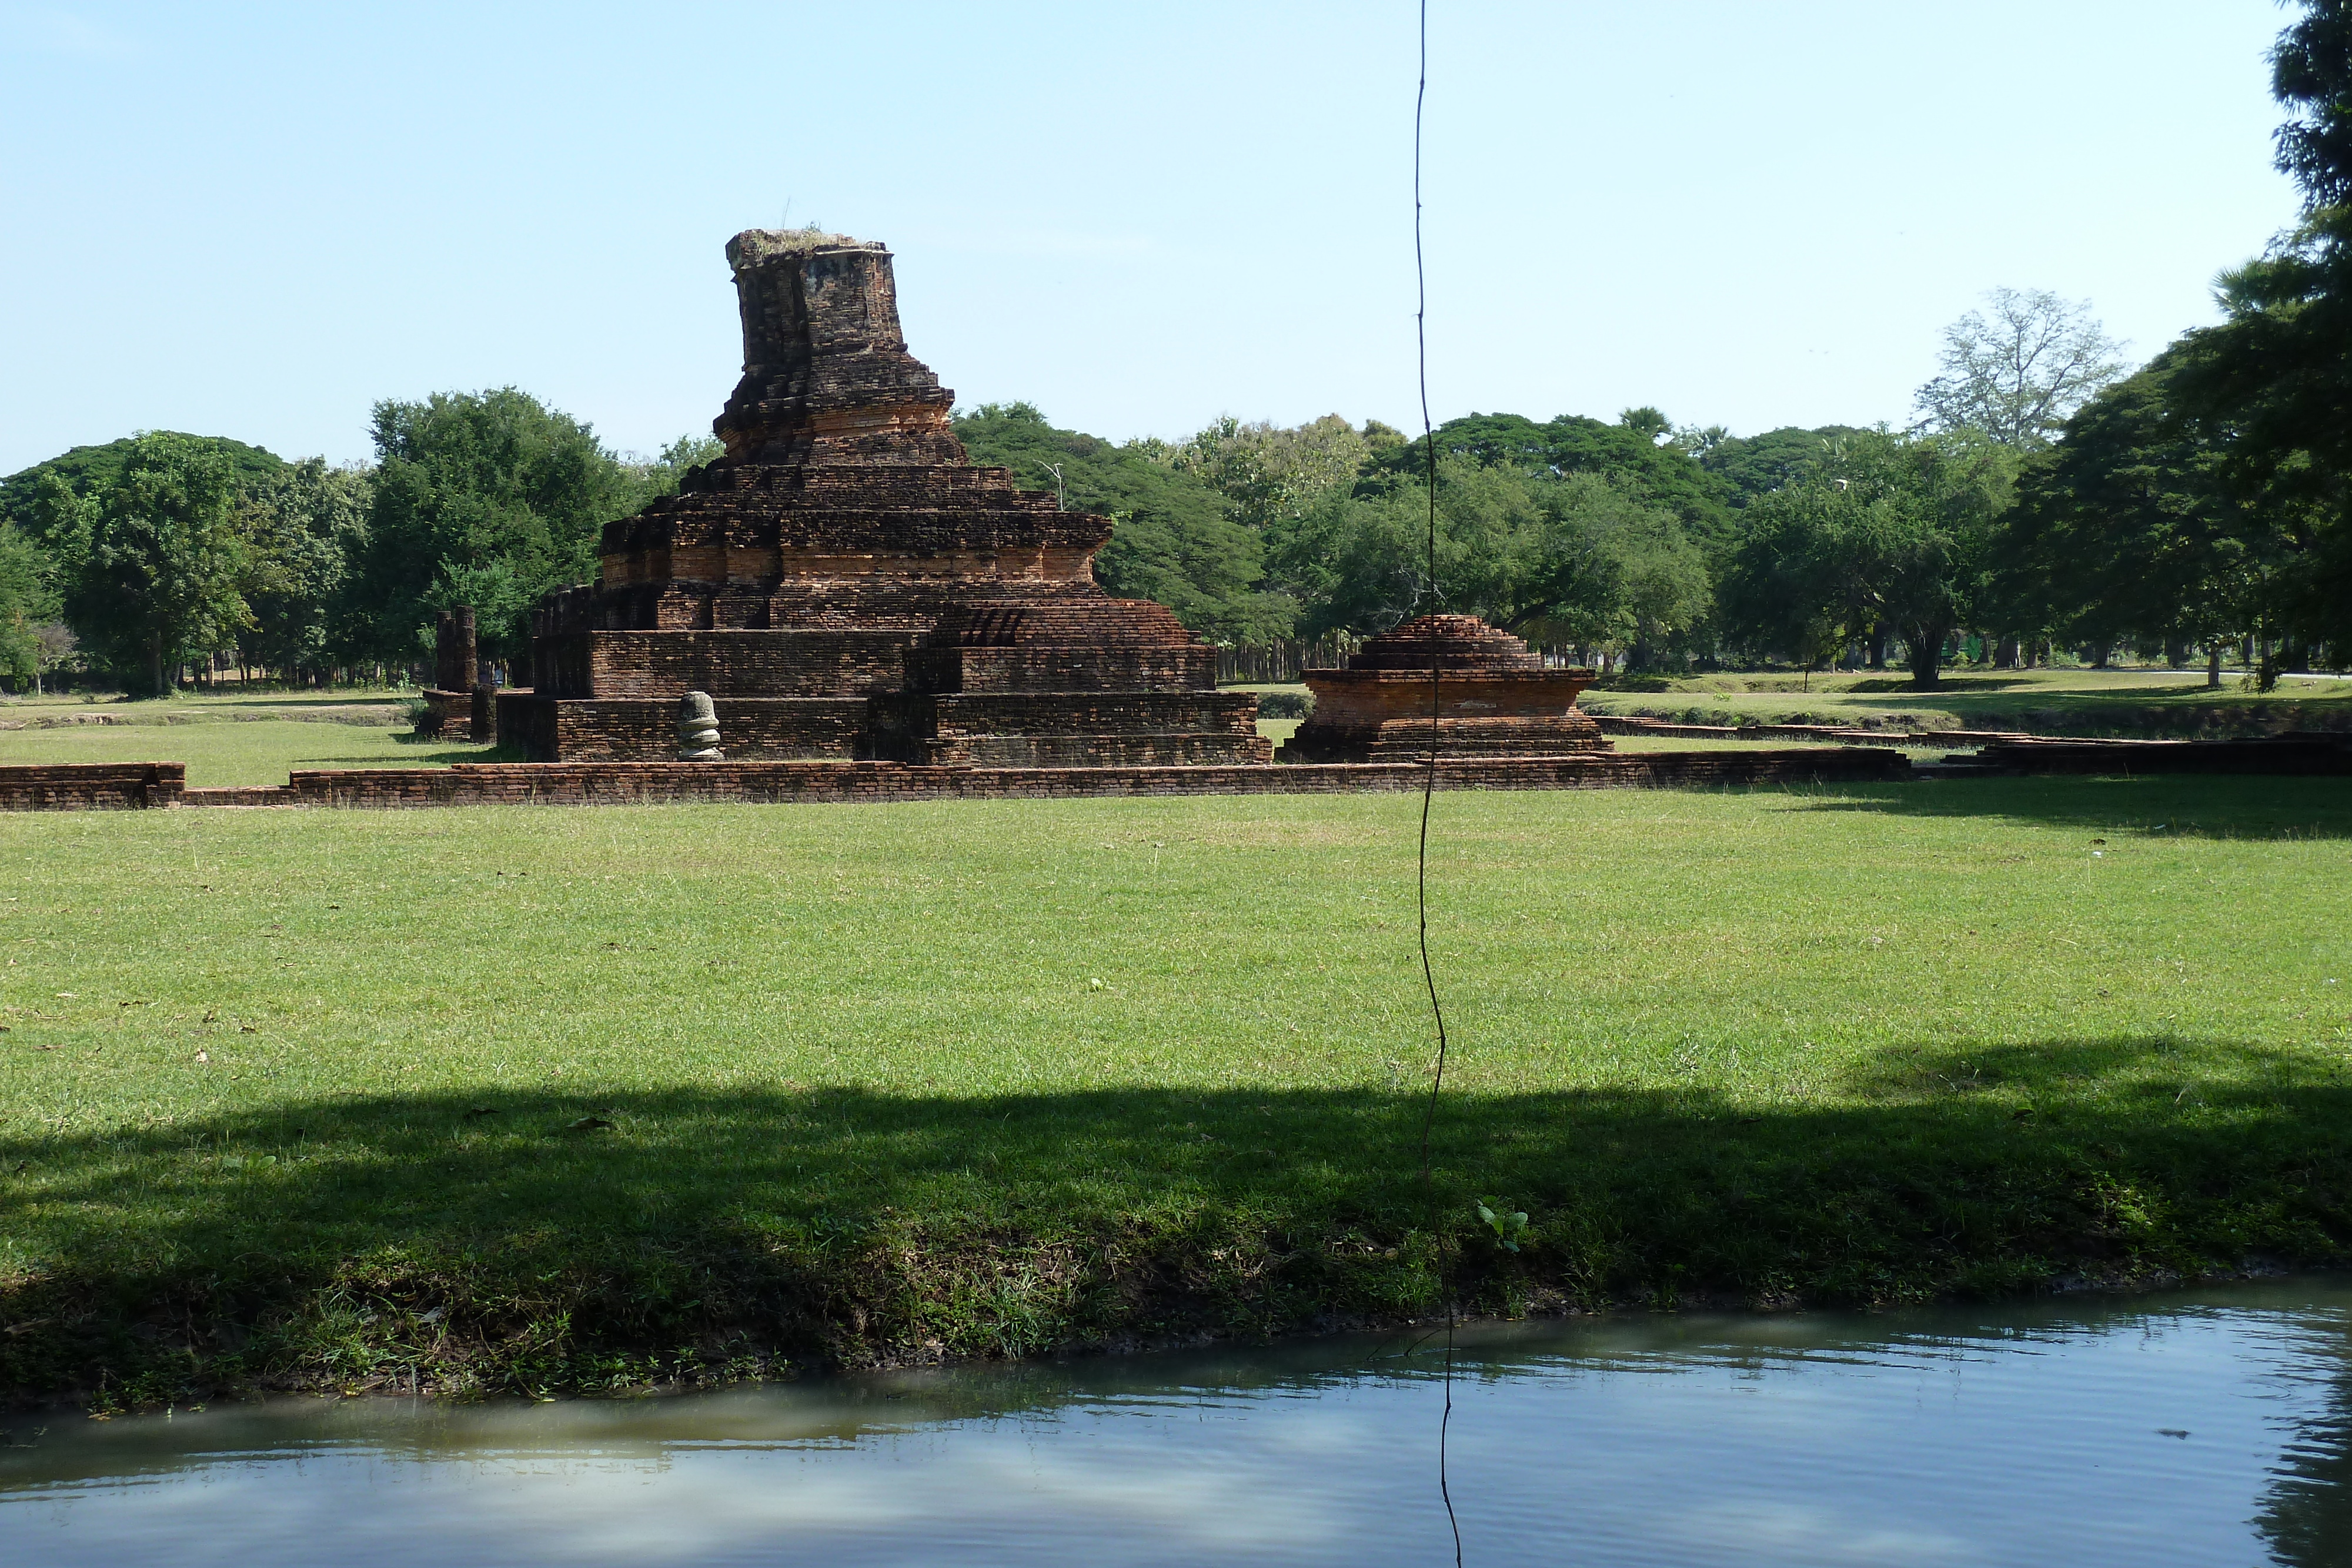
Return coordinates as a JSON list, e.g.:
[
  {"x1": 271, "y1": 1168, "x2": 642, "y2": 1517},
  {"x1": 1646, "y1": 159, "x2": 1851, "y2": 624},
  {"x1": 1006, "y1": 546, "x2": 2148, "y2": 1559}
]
[
  {"x1": 0, "y1": 691, "x2": 500, "y2": 787},
  {"x1": 1577, "y1": 667, "x2": 2352, "y2": 736},
  {"x1": 4, "y1": 776, "x2": 2348, "y2": 1403}
]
